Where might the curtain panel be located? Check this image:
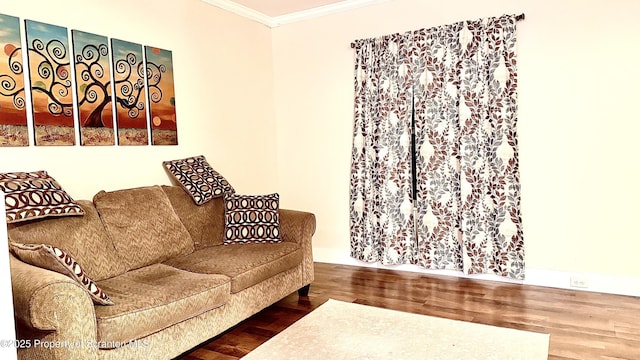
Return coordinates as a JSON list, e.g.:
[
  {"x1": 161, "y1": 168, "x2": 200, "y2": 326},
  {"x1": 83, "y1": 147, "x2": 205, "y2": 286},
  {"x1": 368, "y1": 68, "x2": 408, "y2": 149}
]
[
  {"x1": 350, "y1": 34, "x2": 417, "y2": 264},
  {"x1": 349, "y1": 14, "x2": 525, "y2": 280}
]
